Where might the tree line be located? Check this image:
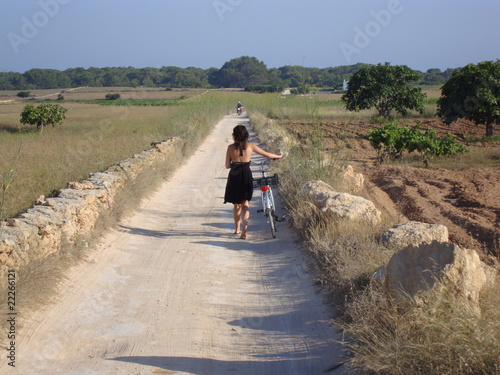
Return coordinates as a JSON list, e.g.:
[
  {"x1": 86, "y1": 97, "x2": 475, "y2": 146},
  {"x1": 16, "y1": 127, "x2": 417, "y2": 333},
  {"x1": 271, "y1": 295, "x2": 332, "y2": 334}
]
[
  {"x1": 0, "y1": 56, "x2": 459, "y2": 91},
  {"x1": 15, "y1": 60, "x2": 499, "y2": 138}
]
